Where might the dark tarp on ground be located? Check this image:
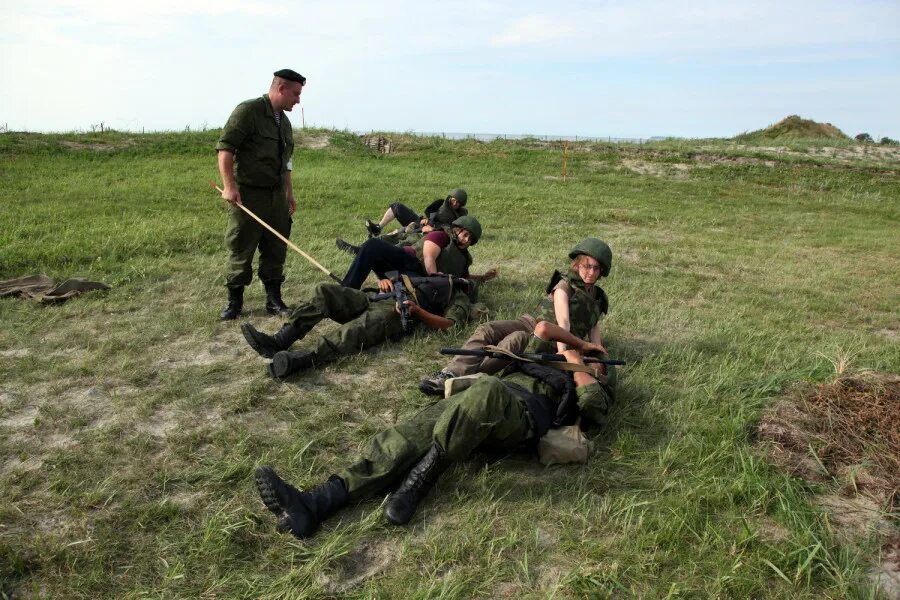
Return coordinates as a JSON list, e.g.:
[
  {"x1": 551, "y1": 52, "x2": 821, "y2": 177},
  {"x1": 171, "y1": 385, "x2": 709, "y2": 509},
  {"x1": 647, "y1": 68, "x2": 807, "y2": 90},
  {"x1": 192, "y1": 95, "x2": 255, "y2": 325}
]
[{"x1": 0, "y1": 274, "x2": 110, "y2": 303}]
